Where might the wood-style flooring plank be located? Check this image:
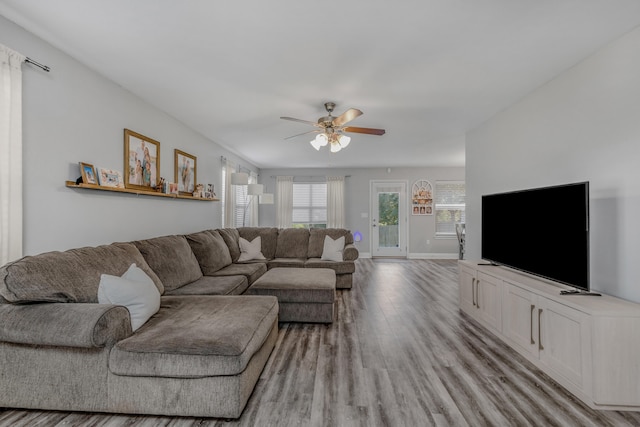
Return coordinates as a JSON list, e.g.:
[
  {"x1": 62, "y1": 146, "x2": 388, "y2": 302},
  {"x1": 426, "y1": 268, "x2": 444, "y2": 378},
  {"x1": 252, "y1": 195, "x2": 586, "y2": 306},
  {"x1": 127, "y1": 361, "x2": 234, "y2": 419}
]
[{"x1": 2, "y1": 259, "x2": 640, "y2": 426}]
